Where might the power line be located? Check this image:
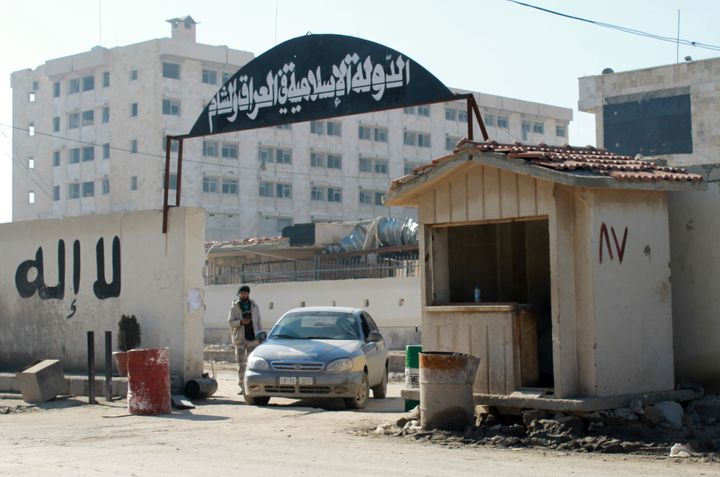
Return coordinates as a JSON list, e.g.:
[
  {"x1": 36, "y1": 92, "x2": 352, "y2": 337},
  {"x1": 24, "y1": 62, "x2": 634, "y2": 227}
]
[{"x1": 507, "y1": 1, "x2": 720, "y2": 52}]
